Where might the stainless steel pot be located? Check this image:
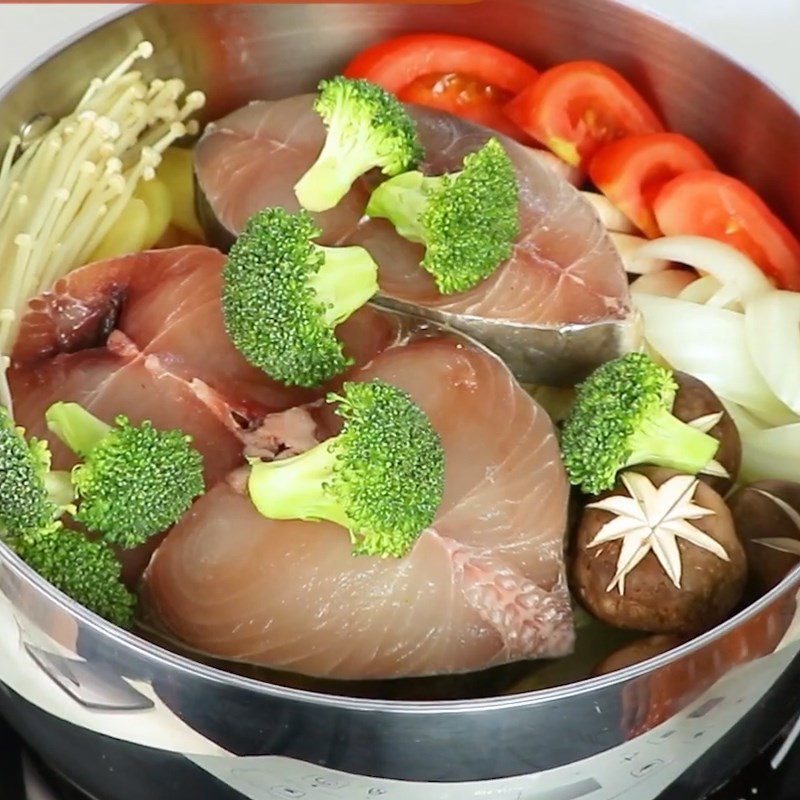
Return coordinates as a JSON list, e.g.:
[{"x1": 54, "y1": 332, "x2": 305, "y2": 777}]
[{"x1": 2, "y1": 4, "x2": 800, "y2": 799}]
